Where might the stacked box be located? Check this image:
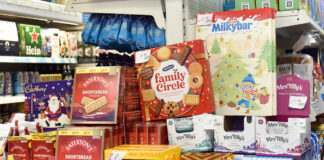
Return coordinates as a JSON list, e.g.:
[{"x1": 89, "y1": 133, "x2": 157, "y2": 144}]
[
  {"x1": 0, "y1": 20, "x2": 19, "y2": 56},
  {"x1": 235, "y1": 0, "x2": 256, "y2": 10},
  {"x1": 17, "y1": 24, "x2": 42, "y2": 57},
  {"x1": 196, "y1": 8, "x2": 277, "y2": 116},
  {"x1": 256, "y1": 0, "x2": 279, "y2": 10},
  {"x1": 125, "y1": 122, "x2": 167, "y2": 145},
  {"x1": 279, "y1": 0, "x2": 300, "y2": 10}
]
